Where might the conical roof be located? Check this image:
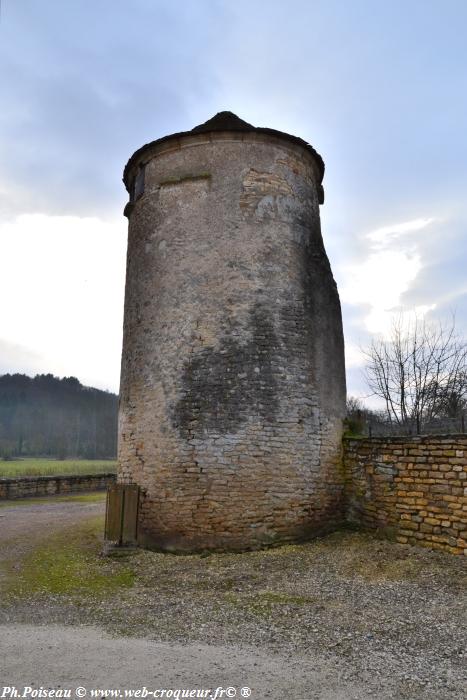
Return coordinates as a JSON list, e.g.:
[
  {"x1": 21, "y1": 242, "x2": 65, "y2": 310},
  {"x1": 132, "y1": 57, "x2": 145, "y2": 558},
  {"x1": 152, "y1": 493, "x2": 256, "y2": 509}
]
[
  {"x1": 191, "y1": 111, "x2": 254, "y2": 133},
  {"x1": 123, "y1": 111, "x2": 324, "y2": 190}
]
